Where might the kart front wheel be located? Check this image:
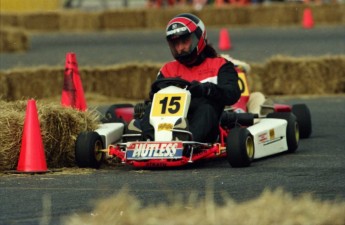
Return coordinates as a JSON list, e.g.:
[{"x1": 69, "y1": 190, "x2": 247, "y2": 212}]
[
  {"x1": 75, "y1": 131, "x2": 104, "y2": 168},
  {"x1": 226, "y1": 128, "x2": 254, "y2": 167}
]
